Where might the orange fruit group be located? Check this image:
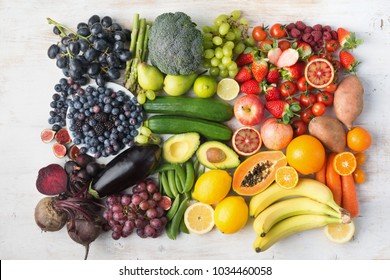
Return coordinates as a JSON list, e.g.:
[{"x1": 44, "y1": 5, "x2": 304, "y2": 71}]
[
  {"x1": 286, "y1": 135, "x2": 326, "y2": 175},
  {"x1": 333, "y1": 152, "x2": 357, "y2": 176},
  {"x1": 275, "y1": 166, "x2": 299, "y2": 189},
  {"x1": 347, "y1": 127, "x2": 372, "y2": 152},
  {"x1": 304, "y1": 58, "x2": 335, "y2": 89}
]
